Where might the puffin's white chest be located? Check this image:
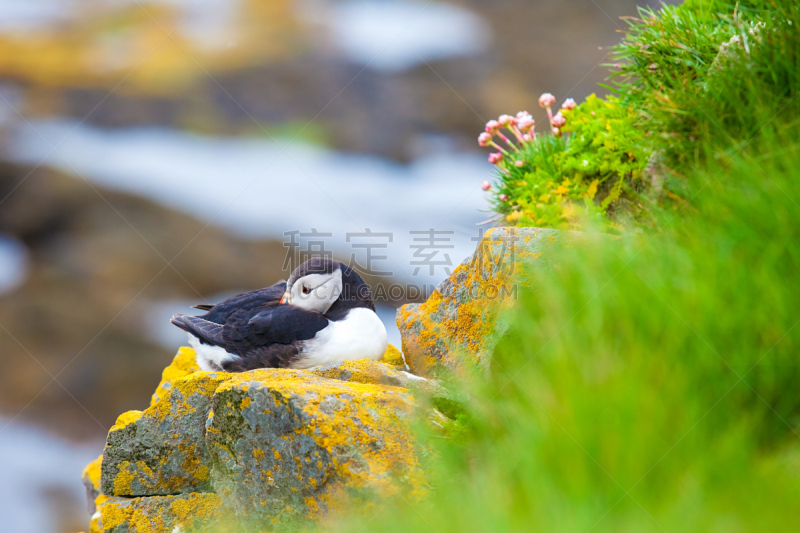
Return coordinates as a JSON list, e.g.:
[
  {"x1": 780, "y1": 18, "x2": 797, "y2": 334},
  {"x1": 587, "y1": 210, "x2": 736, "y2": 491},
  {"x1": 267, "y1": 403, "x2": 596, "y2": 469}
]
[
  {"x1": 188, "y1": 334, "x2": 240, "y2": 371},
  {"x1": 294, "y1": 308, "x2": 388, "y2": 369}
]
